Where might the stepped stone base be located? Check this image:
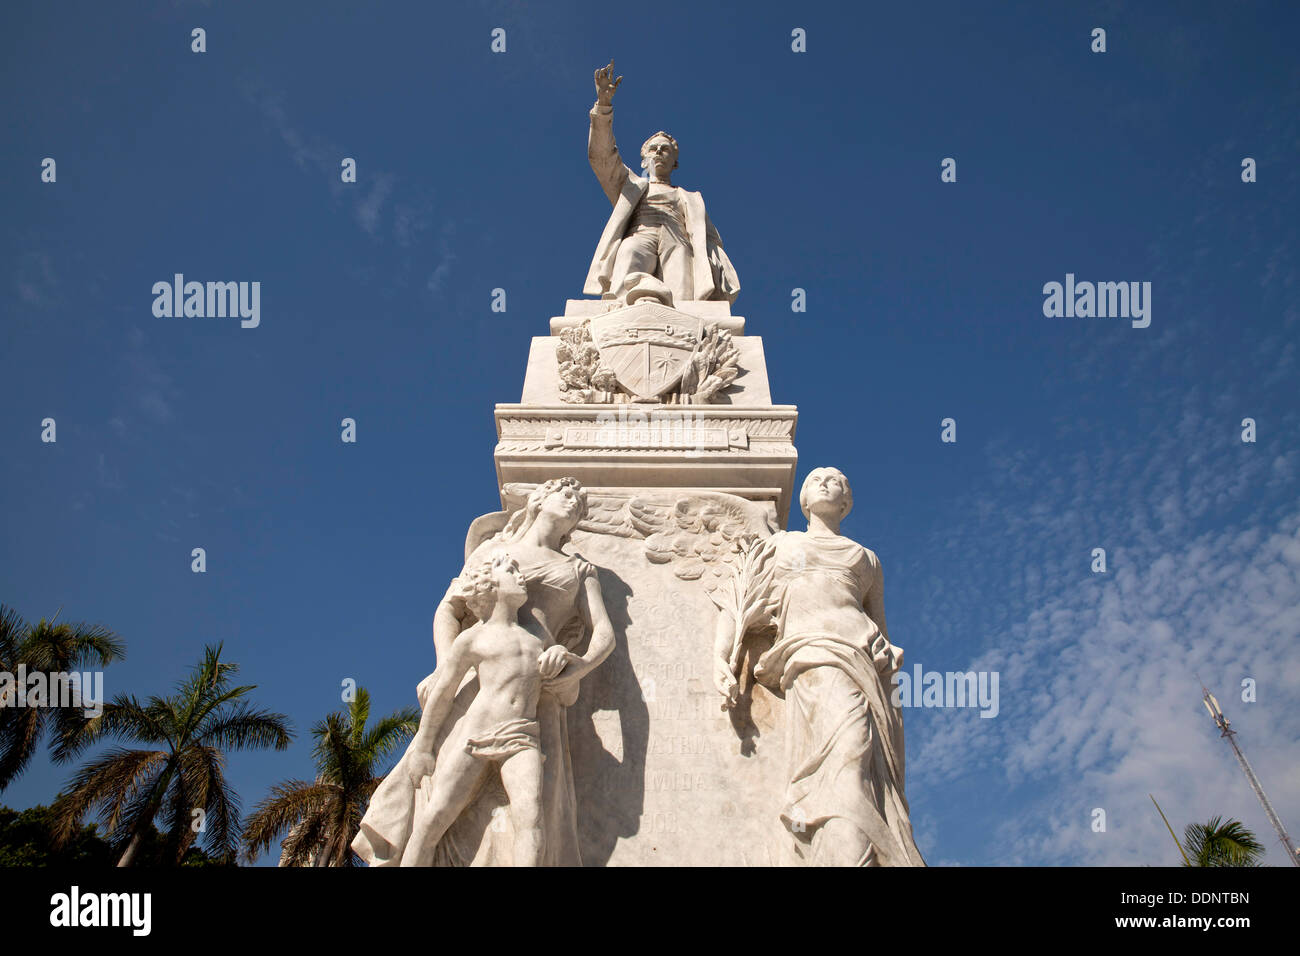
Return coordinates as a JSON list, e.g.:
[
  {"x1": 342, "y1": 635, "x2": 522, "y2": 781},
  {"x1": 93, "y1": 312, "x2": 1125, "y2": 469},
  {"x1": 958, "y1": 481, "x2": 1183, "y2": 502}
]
[{"x1": 499, "y1": 297, "x2": 798, "y2": 525}]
